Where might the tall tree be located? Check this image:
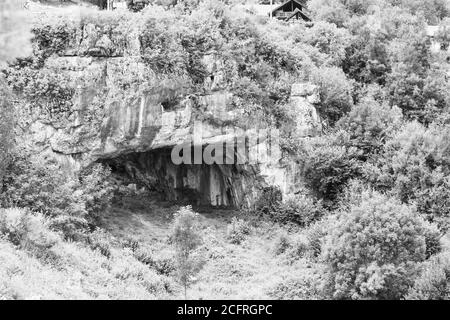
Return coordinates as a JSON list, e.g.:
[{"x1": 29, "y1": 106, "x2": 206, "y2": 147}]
[{"x1": 172, "y1": 206, "x2": 203, "y2": 299}]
